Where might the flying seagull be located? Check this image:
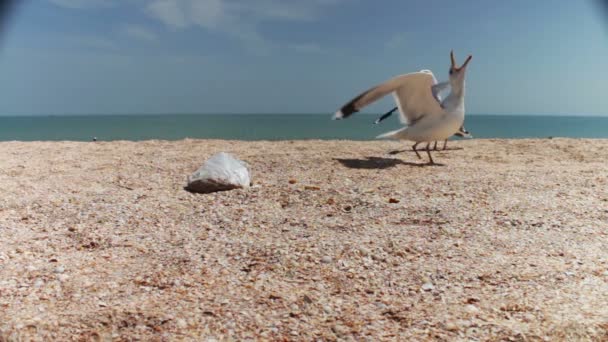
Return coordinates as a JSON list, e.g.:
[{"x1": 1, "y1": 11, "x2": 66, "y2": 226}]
[
  {"x1": 374, "y1": 106, "x2": 472, "y2": 150},
  {"x1": 333, "y1": 50, "x2": 472, "y2": 164}
]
